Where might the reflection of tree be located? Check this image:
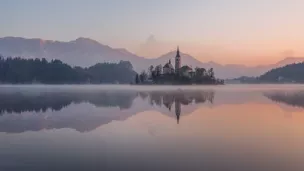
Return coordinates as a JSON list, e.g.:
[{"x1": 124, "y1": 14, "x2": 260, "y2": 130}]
[
  {"x1": 265, "y1": 91, "x2": 304, "y2": 108},
  {"x1": 147, "y1": 90, "x2": 214, "y2": 106},
  {"x1": 0, "y1": 93, "x2": 72, "y2": 114},
  {"x1": 138, "y1": 92, "x2": 148, "y2": 100},
  {"x1": 0, "y1": 91, "x2": 138, "y2": 115},
  {"x1": 85, "y1": 92, "x2": 137, "y2": 109},
  {"x1": 0, "y1": 89, "x2": 215, "y2": 126},
  {"x1": 0, "y1": 89, "x2": 215, "y2": 133},
  {"x1": 149, "y1": 92, "x2": 163, "y2": 107},
  {"x1": 145, "y1": 90, "x2": 215, "y2": 123},
  {"x1": 163, "y1": 94, "x2": 174, "y2": 111}
]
